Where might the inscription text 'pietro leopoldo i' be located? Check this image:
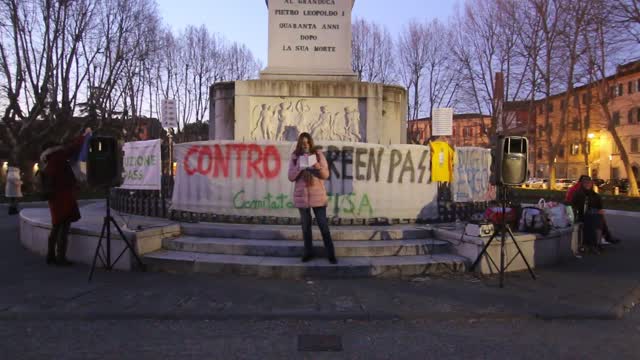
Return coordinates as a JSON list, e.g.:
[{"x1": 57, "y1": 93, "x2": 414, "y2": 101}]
[{"x1": 262, "y1": 0, "x2": 356, "y2": 79}]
